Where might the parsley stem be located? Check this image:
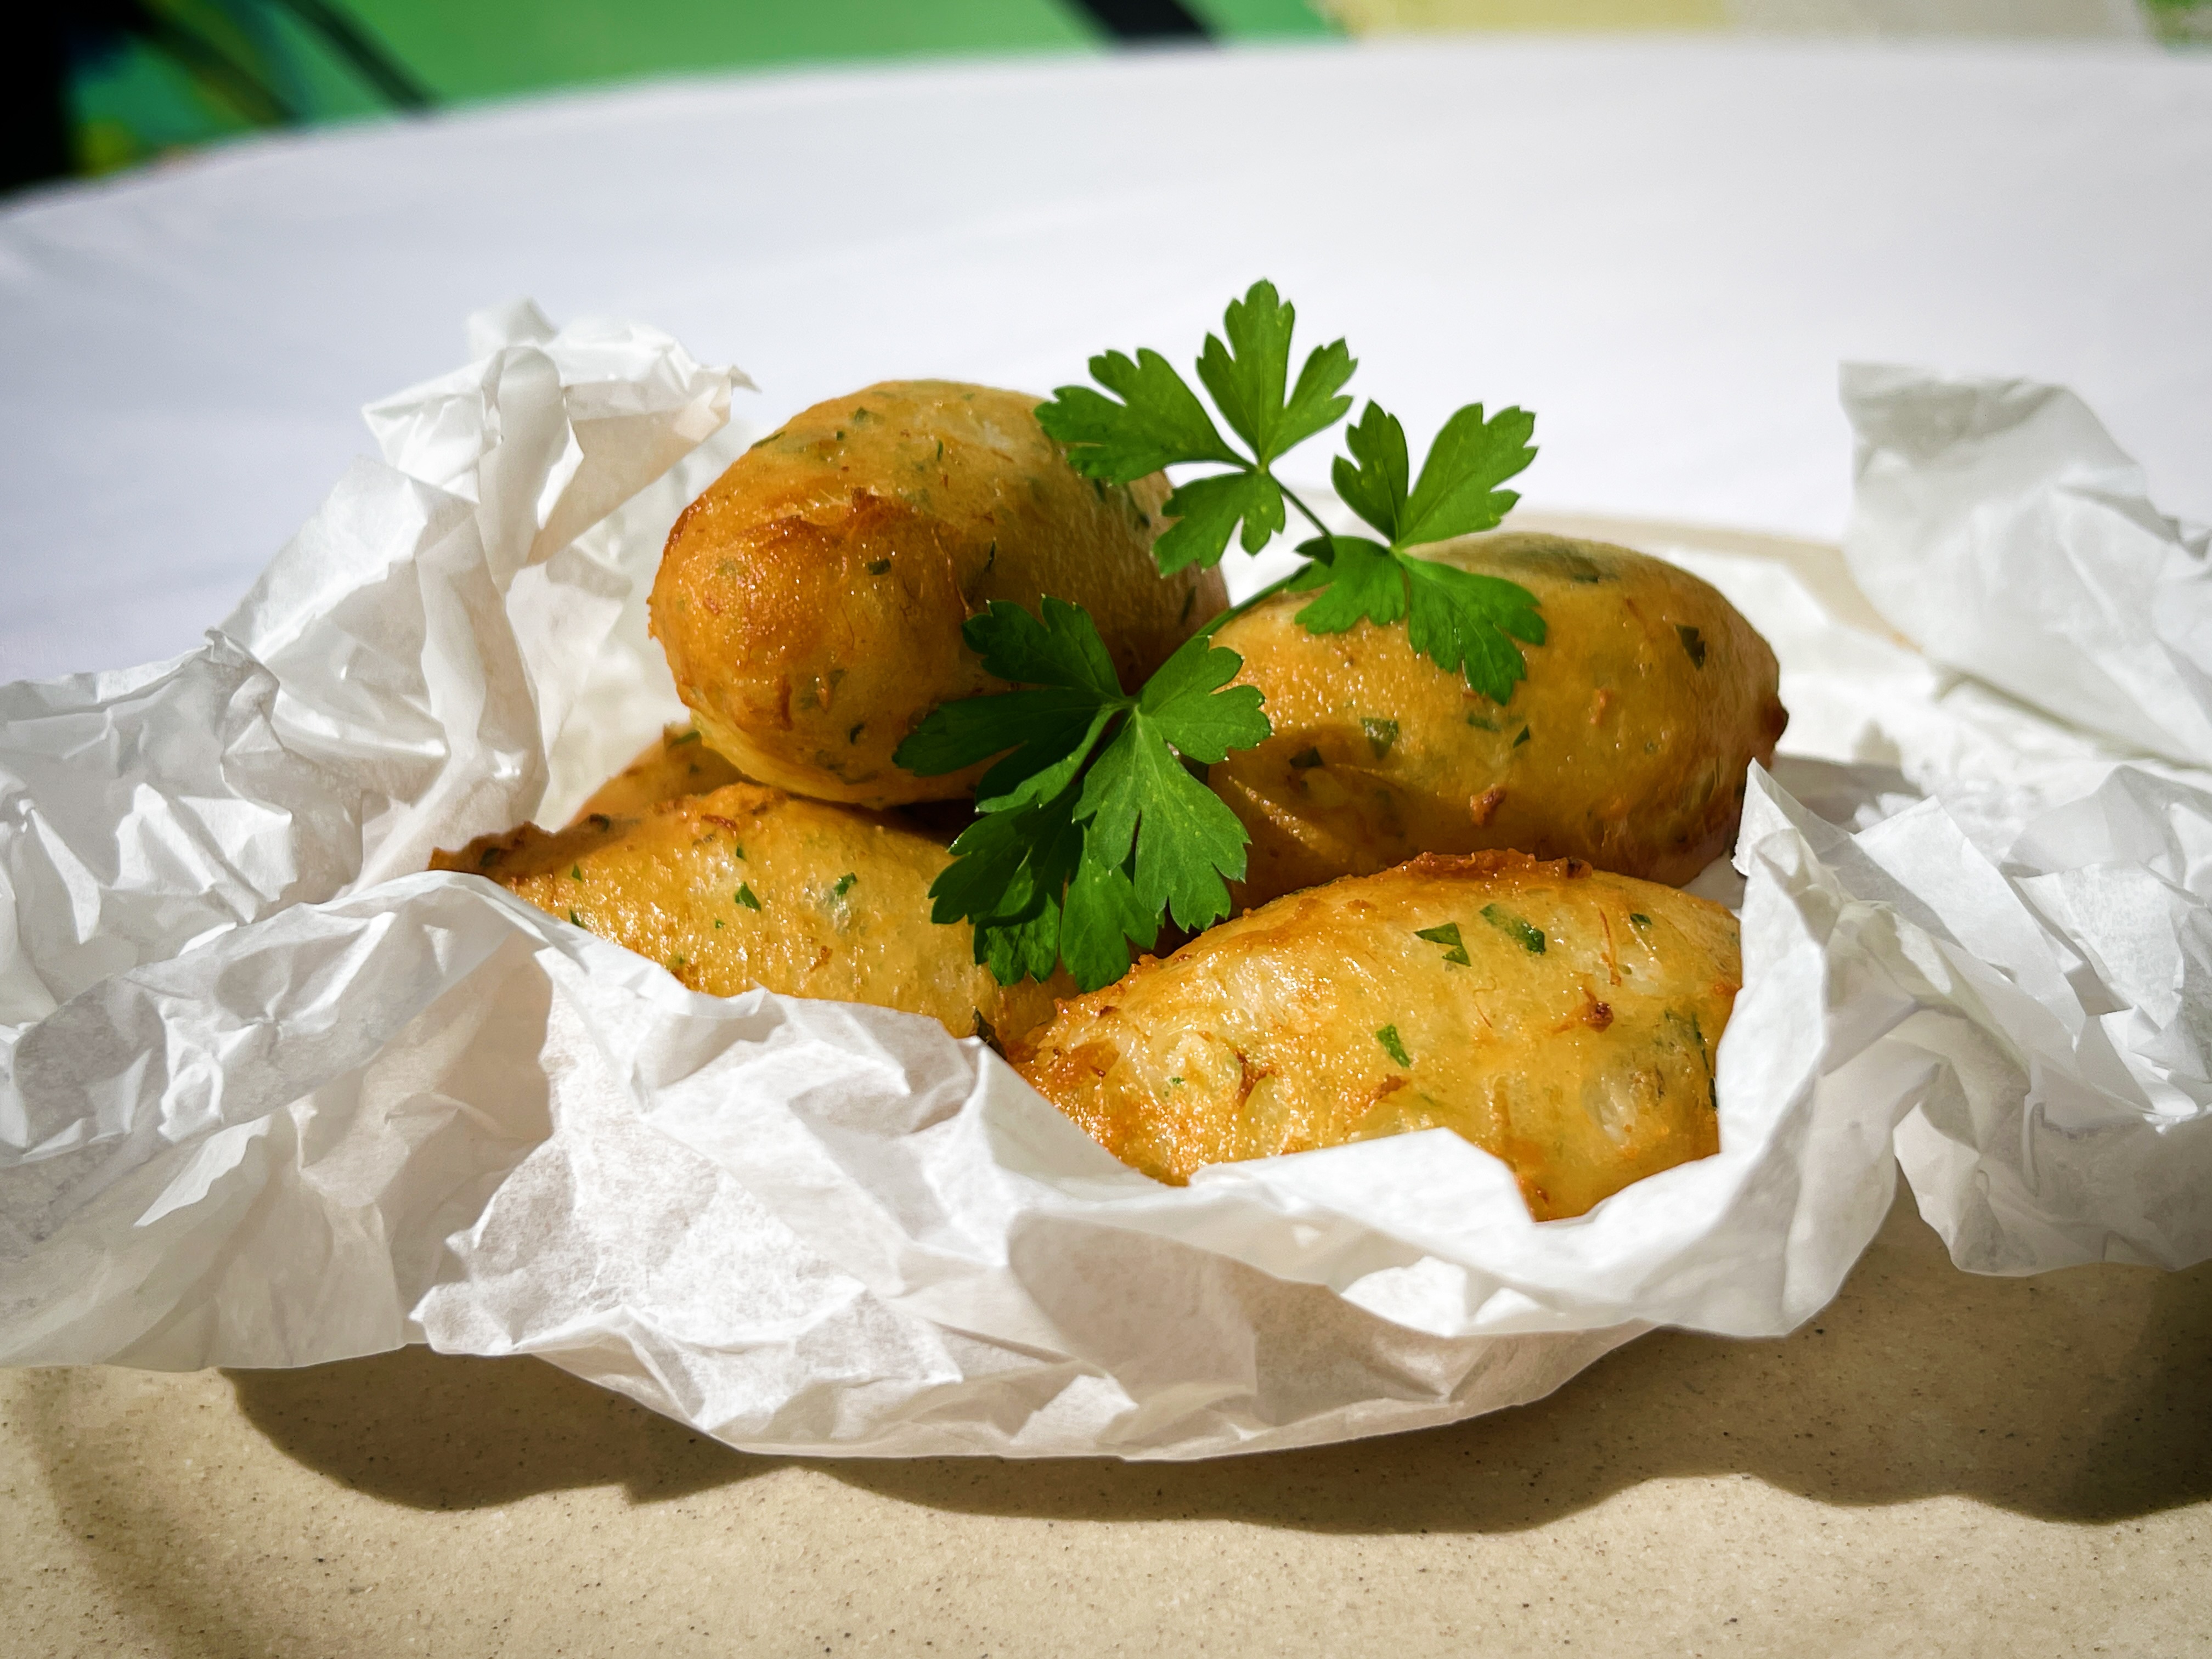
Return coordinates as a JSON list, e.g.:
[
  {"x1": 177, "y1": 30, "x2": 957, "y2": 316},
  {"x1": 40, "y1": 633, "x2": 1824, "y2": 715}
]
[
  {"x1": 1195, "y1": 567, "x2": 1305, "y2": 641},
  {"x1": 1187, "y1": 478, "x2": 1339, "y2": 641},
  {"x1": 1278, "y1": 481, "x2": 1336, "y2": 545}
]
